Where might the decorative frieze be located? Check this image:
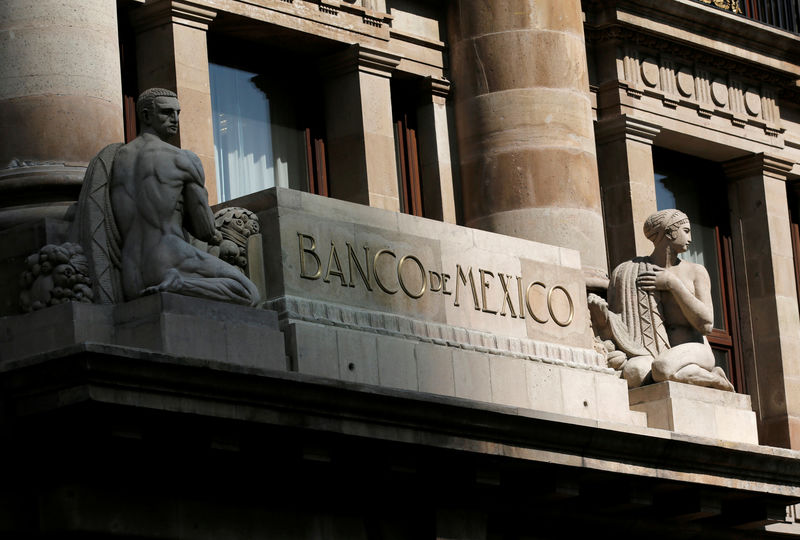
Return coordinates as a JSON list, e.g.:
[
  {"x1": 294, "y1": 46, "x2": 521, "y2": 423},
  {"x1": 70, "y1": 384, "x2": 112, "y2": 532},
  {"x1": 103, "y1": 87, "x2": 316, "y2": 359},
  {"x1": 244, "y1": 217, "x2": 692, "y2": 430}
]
[
  {"x1": 695, "y1": 0, "x2": 743, "y2": 14},
  {"x1": 615, "y1": 45, "x2": 781, "y2": 134},
  {"x1": 622, "y1": 45, "x2": 643, "y2": 97},
  {"x1": 319, "y1": 1, "x2": 338, "y2": 16},
  {"x1": 591, "y1": 27, "x2": 791, "y2": 136},
  {"x1": 317, "y1": 0, "x2": 393, "y2": 28},
  {"x1": 658, "y1": 56, "x2": 679, "y2": 108}
]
